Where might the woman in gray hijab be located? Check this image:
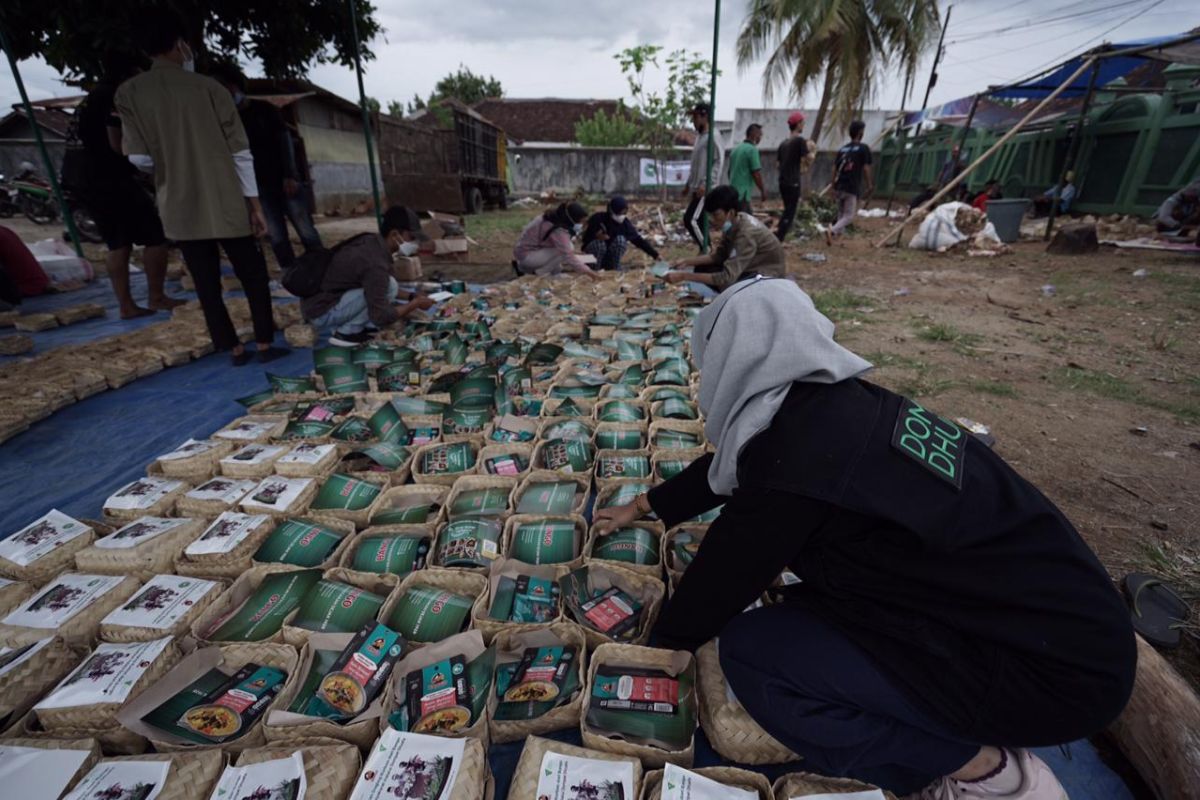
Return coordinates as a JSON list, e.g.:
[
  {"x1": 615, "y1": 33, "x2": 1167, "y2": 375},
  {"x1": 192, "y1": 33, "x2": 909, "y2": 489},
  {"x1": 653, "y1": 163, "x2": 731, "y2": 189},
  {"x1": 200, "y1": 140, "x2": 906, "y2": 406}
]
[{"x1": 595, "y1": 277, "x2": 1133, "y2": 800}]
